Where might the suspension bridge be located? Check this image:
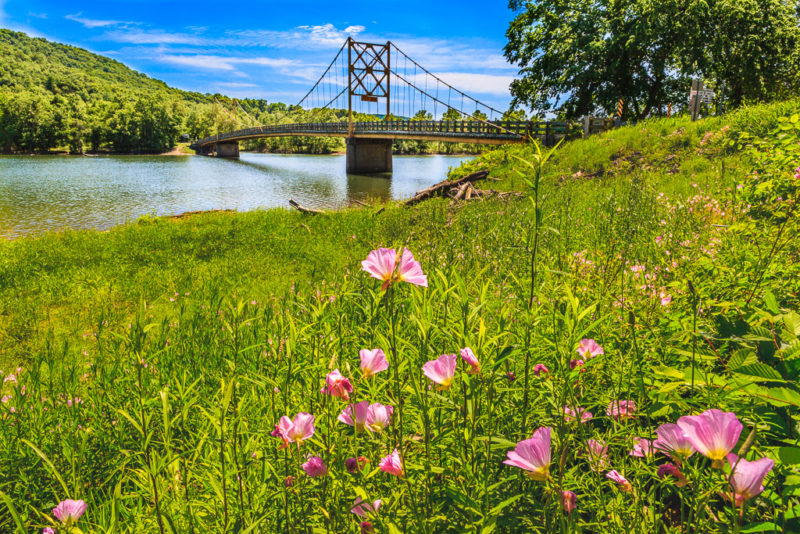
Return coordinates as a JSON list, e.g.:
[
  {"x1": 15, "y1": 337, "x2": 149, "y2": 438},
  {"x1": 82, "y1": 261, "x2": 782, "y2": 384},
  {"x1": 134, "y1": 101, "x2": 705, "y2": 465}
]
[{"x1": 191, "y1": 38, "x2": 573, "y2": 173}]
